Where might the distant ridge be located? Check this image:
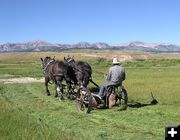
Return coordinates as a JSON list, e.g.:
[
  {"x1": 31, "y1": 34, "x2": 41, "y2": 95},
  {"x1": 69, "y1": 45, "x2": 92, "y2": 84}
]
[{"x1": 0, "y1": 40, "x2": 180, "y2": 52}]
